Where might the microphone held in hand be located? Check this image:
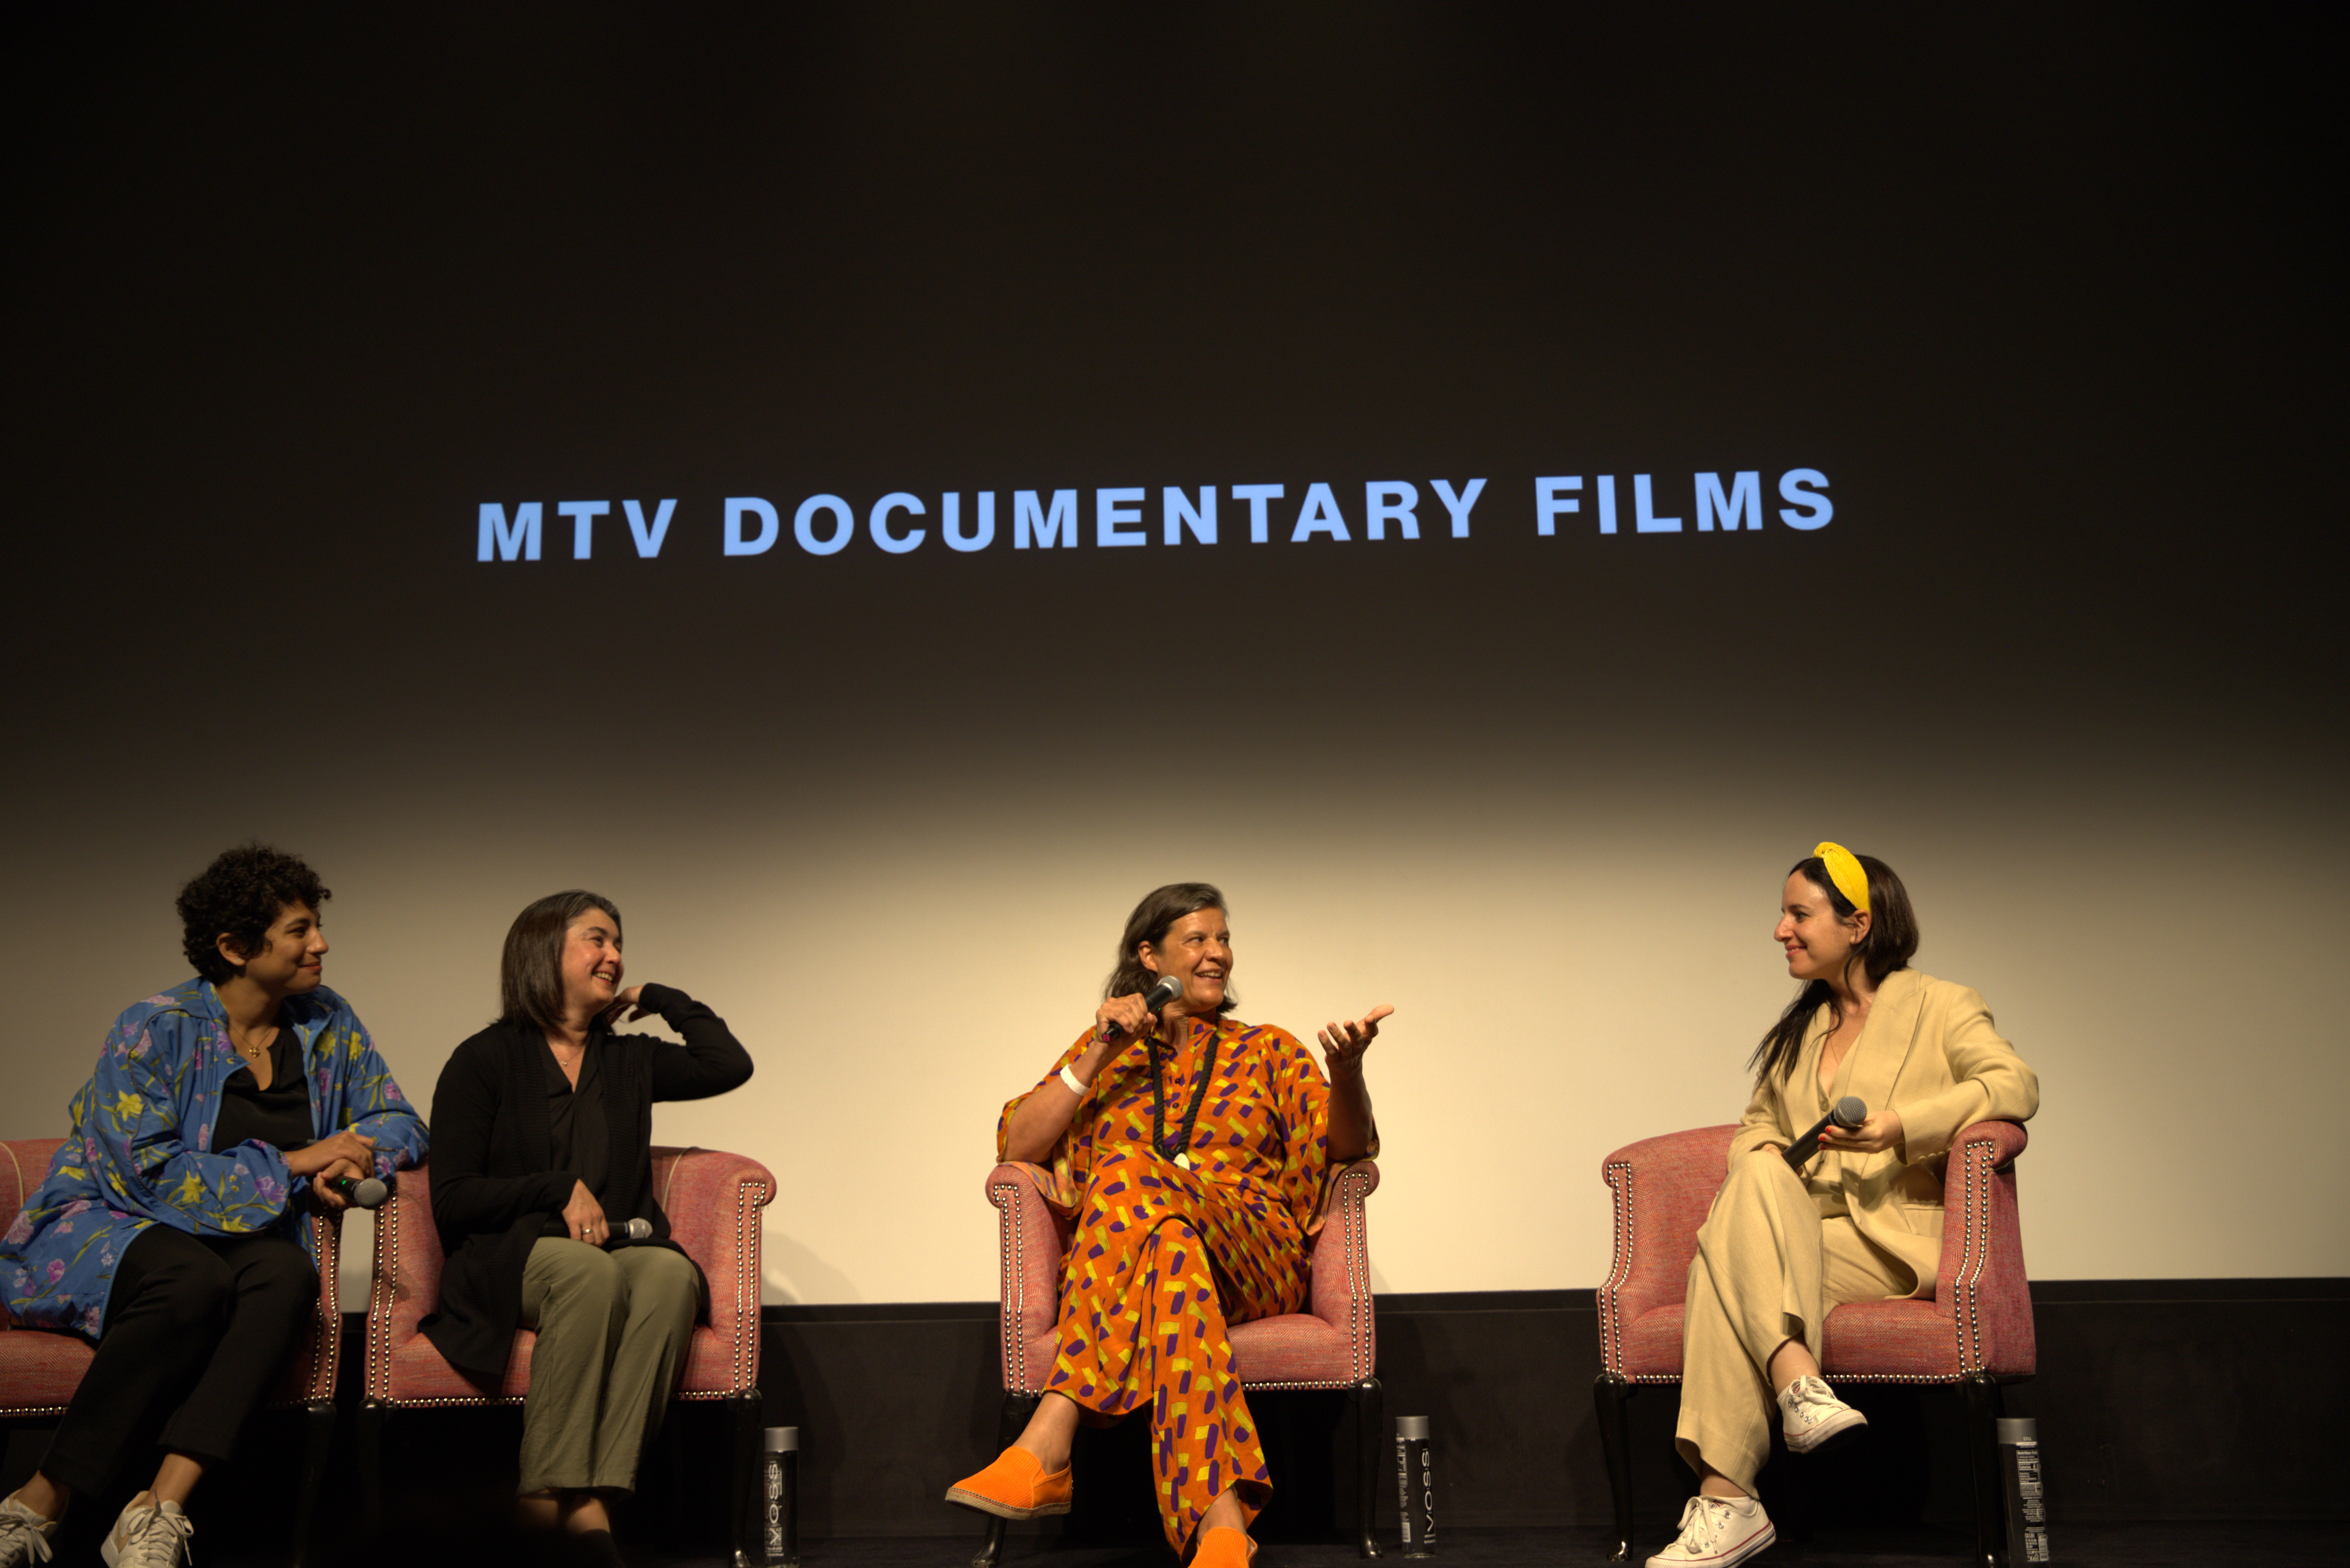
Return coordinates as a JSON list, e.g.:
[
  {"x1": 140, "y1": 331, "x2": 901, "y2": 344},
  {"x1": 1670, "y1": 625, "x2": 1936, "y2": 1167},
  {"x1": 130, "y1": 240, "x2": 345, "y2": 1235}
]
[
  {"x1": 1103, "y1": 974, "x2": 1183, "y2": 1040},
  {"x1": 605, "y1": 1217, "x2": 654, "y2": 1247},
  {"x1": 326, "y1": 1173, "x2": 389, "y2": 1210},
  {"x1": 1784, "y1": 1096, "x2": 1868, "y2": 1170}
]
